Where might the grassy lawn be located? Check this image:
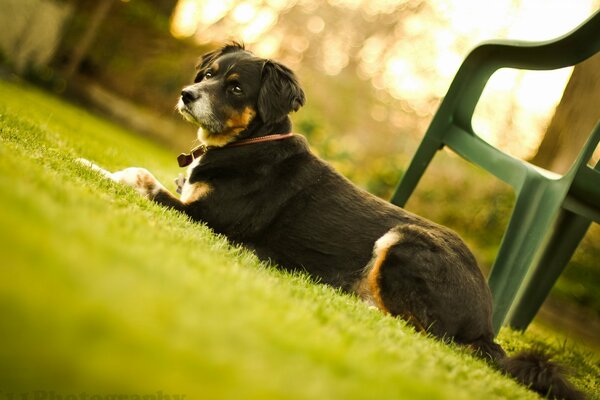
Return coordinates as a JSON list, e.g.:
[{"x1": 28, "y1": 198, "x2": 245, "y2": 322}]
[{"x1": 0, "y1": 78, "x2": 598, "y2": 399}]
